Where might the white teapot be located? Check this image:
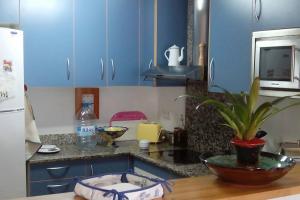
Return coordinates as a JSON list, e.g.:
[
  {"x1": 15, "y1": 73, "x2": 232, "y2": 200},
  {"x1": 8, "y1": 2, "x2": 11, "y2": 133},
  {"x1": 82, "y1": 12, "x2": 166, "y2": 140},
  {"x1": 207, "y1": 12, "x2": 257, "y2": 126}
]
[{"x1": 164, "y1": 45, "x2": 184, "y2": 66}]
